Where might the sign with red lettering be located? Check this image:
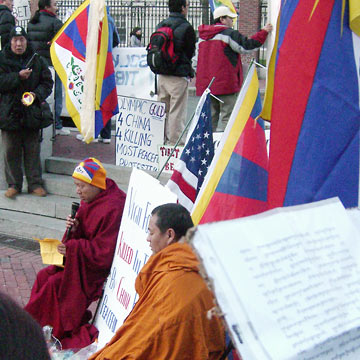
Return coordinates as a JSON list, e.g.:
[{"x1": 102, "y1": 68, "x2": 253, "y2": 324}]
[
  {"x1": 94, "y1": 168, "x2": 177, "y2": 346},
  {"x1": 157, "y1": 145, "x2": 184, "y2": 174},
  {"x1": 116, "y1": 95, "x2": 165, "y2": 171}
]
